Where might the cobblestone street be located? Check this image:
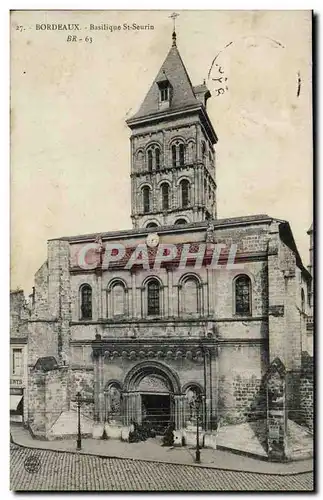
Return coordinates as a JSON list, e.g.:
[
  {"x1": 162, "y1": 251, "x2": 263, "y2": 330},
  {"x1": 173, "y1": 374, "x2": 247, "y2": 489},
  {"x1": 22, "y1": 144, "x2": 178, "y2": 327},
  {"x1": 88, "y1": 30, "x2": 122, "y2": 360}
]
[{"x1": 10, "y1": 444, "x2": 314, "y2": 492}]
